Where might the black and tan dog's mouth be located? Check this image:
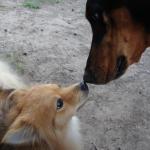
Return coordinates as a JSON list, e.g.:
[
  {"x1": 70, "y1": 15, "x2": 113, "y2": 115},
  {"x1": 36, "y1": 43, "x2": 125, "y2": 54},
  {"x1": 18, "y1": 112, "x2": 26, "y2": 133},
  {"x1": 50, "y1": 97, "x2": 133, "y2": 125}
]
[
  {"x1": 83, "y1": 56, "x2": 127, "y2": 84},
  {"x1": 115, "y1": 55, "x2": 127, "y2": 79},
  {"x1": 83, "y1": 70, "x2": 111, "y2": 85}
]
